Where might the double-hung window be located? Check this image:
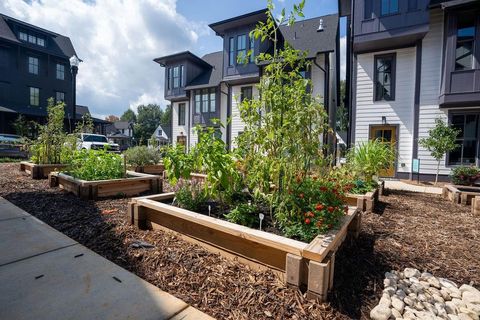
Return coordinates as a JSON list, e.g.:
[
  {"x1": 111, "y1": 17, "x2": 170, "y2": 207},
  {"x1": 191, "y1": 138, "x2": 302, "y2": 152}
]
[
  {"x1": 178, "y1": 103, "x2": 186, "y2": 126},
  {"x1": 455, "y1": 15, "x2": 475, "y2": 71},
  {"x1": 374, "y1": 53, "x2": 396, "y2": 101},
  {"x1": 56, "y1": 64, "x2": 65, "y2": 80},
  {"x1": 29, "y1": 87, "x2": 39, "y2": 106},
  {"x1": 381, "y1": 0, "x2": 399, "y2": 16},
  {"x1": 28, "y1": 57, "x2": 38, "y2": 75},
  {"x1": 173, "y1": 66, "x2": 180, "y2": 88},
  {"x1": 237, "y1": 35, "x2": 247, "y2": 62},
  {"x1": 229, "y1": 37, "x2": 235, "y2": 66},
  {"x1": 249, "y1": 34, "x2": 255, "y2": 63},
  {"x1": 167, "y1": 68, "x2": 172, "y2": 90},
  {"x1": 56, "y1": 91, "x2": 65, "y2": 103},
  {"x1": 449, "y1": 114, "x2": 479, "y2": 165},
  {"x1": 194, "y1": 88, "x2": 216, "y2": 115},
  {"x1": 241, "y1": 86, "x2": 252, "y2": 102}
]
